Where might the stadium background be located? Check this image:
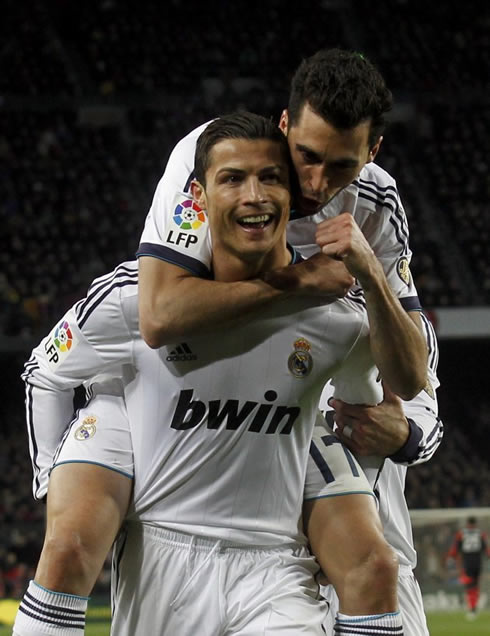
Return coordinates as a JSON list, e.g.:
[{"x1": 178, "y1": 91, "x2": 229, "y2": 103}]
[{"x1": 1, "y1": 0, "x2": 489, "y2": 633}]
